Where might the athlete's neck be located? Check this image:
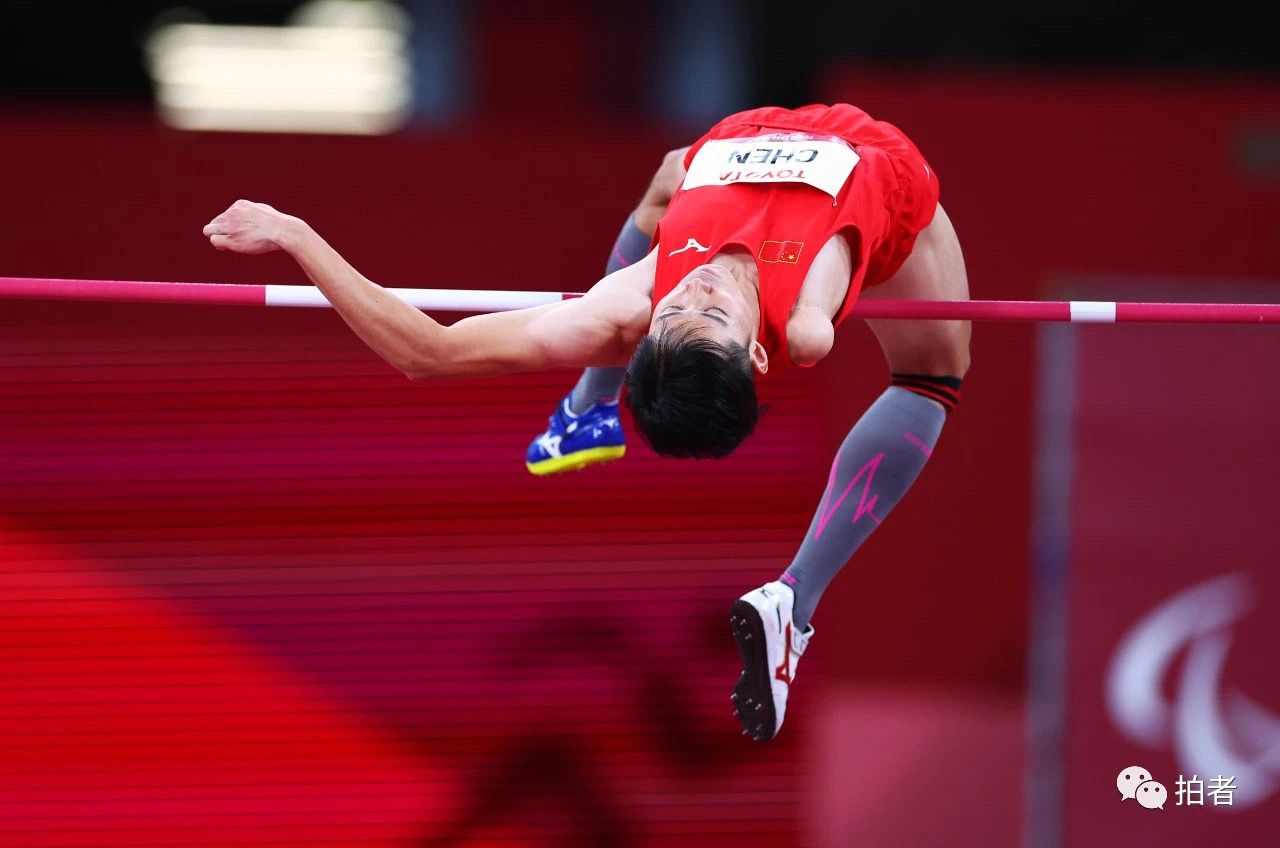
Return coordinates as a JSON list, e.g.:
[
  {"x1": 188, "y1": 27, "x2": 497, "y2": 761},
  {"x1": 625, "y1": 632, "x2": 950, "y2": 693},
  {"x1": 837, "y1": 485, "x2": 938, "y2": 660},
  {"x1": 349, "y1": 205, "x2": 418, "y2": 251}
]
[{"x1": 708, "y1": 249, "x2": 760, "y2": 309}]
